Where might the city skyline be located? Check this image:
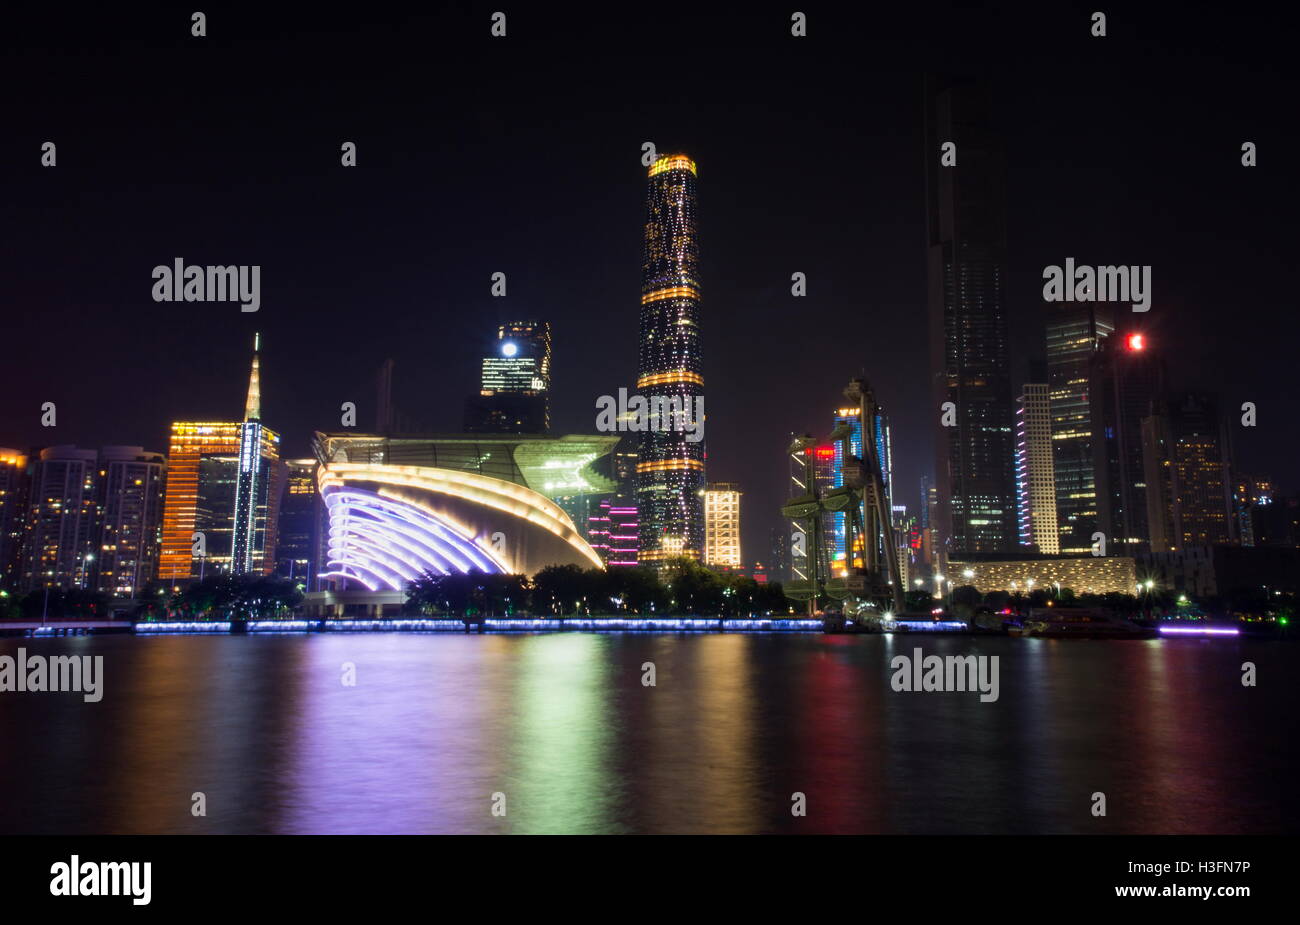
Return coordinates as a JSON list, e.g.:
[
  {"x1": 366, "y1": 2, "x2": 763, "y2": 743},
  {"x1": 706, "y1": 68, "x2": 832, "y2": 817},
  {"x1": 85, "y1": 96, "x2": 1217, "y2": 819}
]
[
  {"x1": 3, "y1": 0, "x2": 1300, "y2": 862},
  {"x1": 4, "y1": 5, "x2": 1297, "y2": 577}
]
